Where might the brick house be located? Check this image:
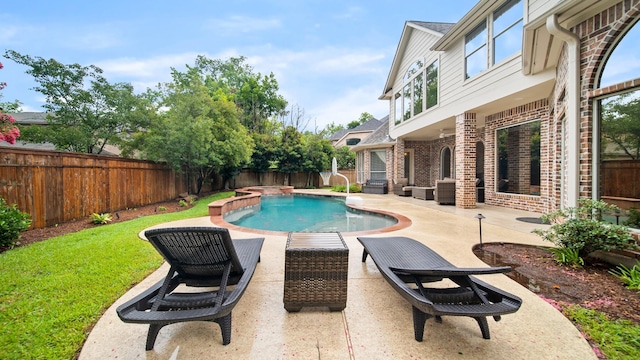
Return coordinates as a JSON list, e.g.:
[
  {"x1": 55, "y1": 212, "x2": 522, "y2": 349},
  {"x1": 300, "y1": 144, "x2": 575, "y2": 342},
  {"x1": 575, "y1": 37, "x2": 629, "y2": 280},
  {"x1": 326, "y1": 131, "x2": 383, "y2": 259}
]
[{"x1": 354, "y1": 0, "x2": 640, "y2": 213}]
